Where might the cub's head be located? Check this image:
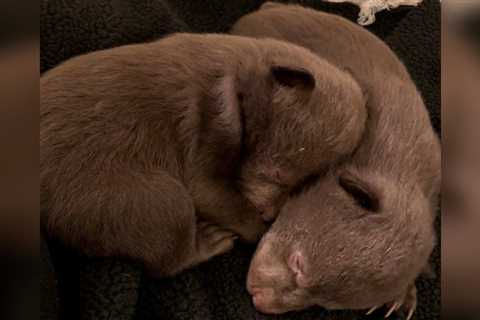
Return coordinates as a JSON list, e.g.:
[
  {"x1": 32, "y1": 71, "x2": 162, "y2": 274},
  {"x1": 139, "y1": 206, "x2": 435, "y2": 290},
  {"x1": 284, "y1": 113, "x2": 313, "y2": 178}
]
[
  {"x1": 233, "y1": 41, "x2": 366, "y2": 220},
  {"x1": 246, "y1": 168, "x2": 436, "y2": 314}
]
